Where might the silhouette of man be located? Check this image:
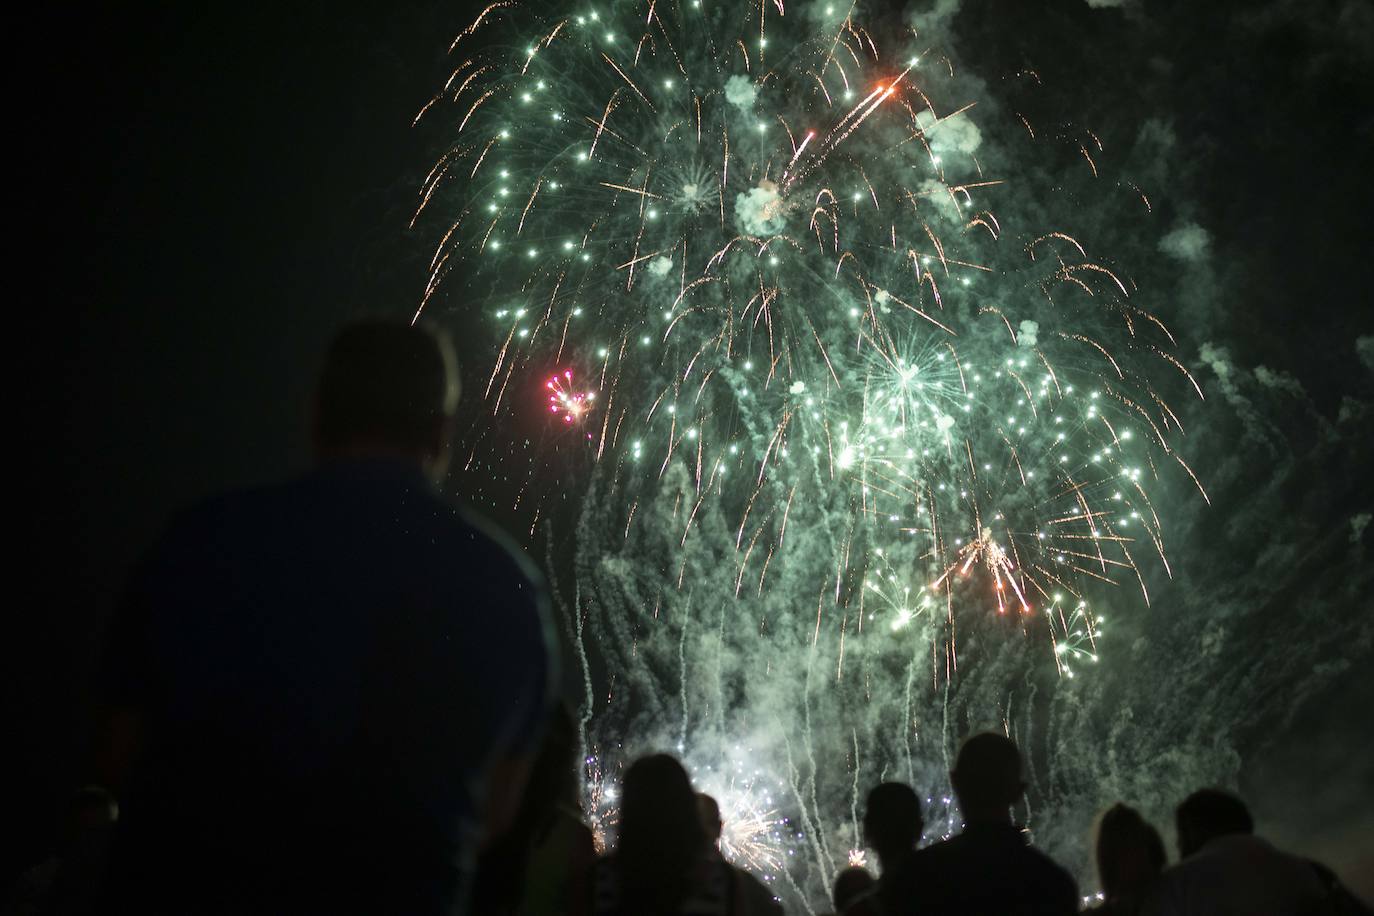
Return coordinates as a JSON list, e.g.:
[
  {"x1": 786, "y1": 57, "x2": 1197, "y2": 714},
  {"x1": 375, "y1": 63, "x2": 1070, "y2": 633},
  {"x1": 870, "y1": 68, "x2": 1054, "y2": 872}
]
[
  {"x1": 844, "y1": 783, "x2": 922, "y2": 915},
  {"x1": 907, "y1": 732, "x2": 1077, "y2": 915},
  {"x1": 1143, "y1": 788, "x2": 1342, "y2": 916},
  {"x1": 697, "y1": 793, "x2": 785, "y2": 916},
  {"x1": 95, "y1": 320, "x2": 554, "y2": 915}
]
